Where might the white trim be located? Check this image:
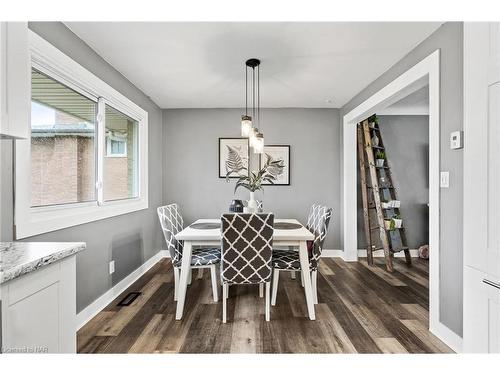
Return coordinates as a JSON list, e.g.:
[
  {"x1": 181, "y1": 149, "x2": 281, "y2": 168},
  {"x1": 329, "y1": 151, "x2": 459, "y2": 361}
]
[
  {"x1": 357, "y1": 248, "x2": 420, "y2": 258},
  {"x1": 321, "y1": 249, "x2": 346, "y2": 258},
  {"x1": 430, "y1": 321, "x2": 463, "y2": 353},
  {"x1": 342, "y1": 50, "x2": 441, "y2": 341},
  {"x1": 76, "y1": 250, "x2": 167, "y2": 329},
  {"x1": 15, "y1": 30, "x2": 149, "y2": 239},
  {"x1": 321, "y1": 249, "x2": 419, "y2": 259}
]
